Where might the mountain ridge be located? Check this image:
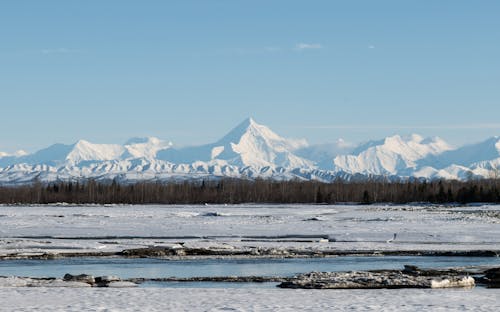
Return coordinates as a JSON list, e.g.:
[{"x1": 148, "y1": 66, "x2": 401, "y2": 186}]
[{"x1": 0, "y1": 118, "x2": 499, "y2": 184}]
